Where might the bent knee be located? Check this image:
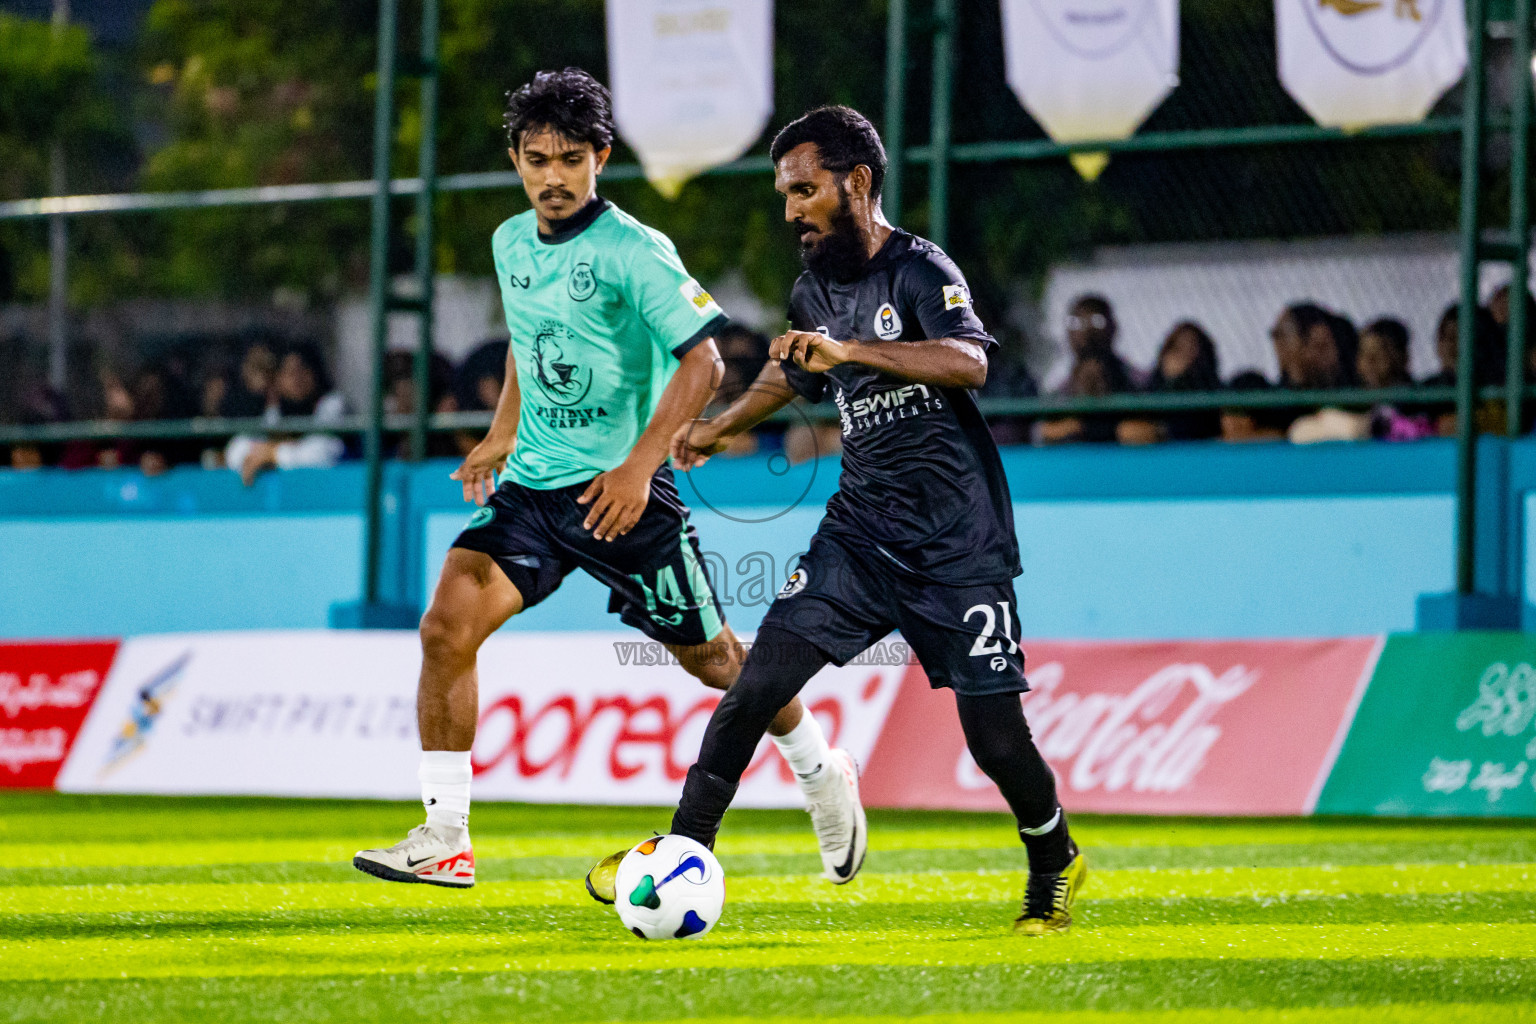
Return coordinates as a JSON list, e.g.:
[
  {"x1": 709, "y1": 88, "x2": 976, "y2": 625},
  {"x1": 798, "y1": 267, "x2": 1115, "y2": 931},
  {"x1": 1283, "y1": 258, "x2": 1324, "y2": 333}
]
[
  {"x1": 690, "y1": 658, "x2": 738, "y2": 691},
  {"x1": 419, "y1": 610, "x2": 478, "y2": 665}
]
